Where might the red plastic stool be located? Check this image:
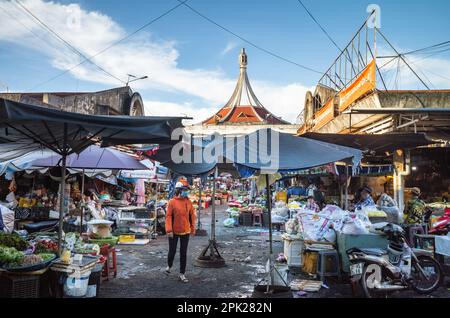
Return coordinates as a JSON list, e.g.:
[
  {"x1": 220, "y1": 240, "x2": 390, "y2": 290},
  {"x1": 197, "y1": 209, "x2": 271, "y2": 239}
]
[{"x1": 100, "y1": 245, "x2": 117, "y2": 281}]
